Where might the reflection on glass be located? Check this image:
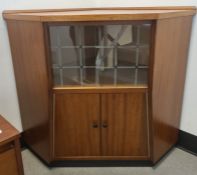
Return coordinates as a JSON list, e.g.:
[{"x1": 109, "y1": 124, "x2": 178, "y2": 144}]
[
  {"x1": 132, "y1": 24, "x2": 151, "y2": 45},
  {"x1": 51, "y1": 48, "x2": 59, "y2": 66},
  {"x1": 82, "y1": 48, "x2": 98, "y2": 66},
  {"x1": 106, "y1": 25, "x2": 134, "y2": 46},
  {"x1": 62, "y1": 68, "x2": 80, "y2": 85},
  {"x1": 83, "y1": 68, "x2": 96, "y2": 85},
  {"x1": 50, "y1": 26, "x2": 80, "y2": 46},
  {"x1": 139, "y1": 47, "x2": 150, "y2": 66},
  {"x1": 139, "y1": 25, "x2": 151, "y2": 44},
  {"x1": 117, "y1": 47, "x2": 136, "y2": 66},
  {"x1": 53, "y1": 68, "x2": 61, "y2": 85},
  {"x1": 138, "y1": 69, "x2": 148, "y2": 84},
  {"x1": 83, "y1": 48, "x2": 114, "y2": 67},
  {"x1": 49, "y1": 23, "x2": 151, "y2": 86},
  {"x1": 83, "y1": 26, "x2": 100, "y2": 46},
  {"x1": 117, "y1": 68, "x2": 135, "y2": 84},
  {"x1": 82, "y1": 25, "x2": 133, "y2": 46},
  {"x1": 99, "y1": 68, "x2": 114, "y2": 85},
  {"x1": 61, "y1": 48, "x2": 80, "y2": 66},
  {"x1": 52, "y1": 48, "x2": 80, "y2": 67}
]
